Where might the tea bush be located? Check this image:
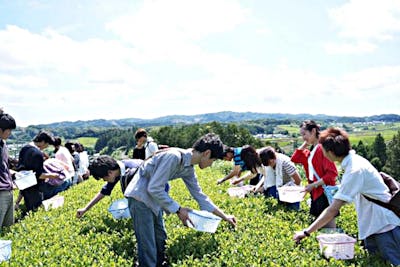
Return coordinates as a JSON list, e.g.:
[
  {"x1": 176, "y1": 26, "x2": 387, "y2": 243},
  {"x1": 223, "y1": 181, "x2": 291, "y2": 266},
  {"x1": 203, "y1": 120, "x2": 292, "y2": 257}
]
[{"x1": 0, "y1": 165, "x2": 391, "y2": 266}]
